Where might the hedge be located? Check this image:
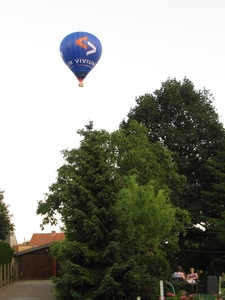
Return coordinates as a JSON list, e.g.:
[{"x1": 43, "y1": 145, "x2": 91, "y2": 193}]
[{"x1": 0, "y1": 241, "x2": 12, "y2": 264}]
